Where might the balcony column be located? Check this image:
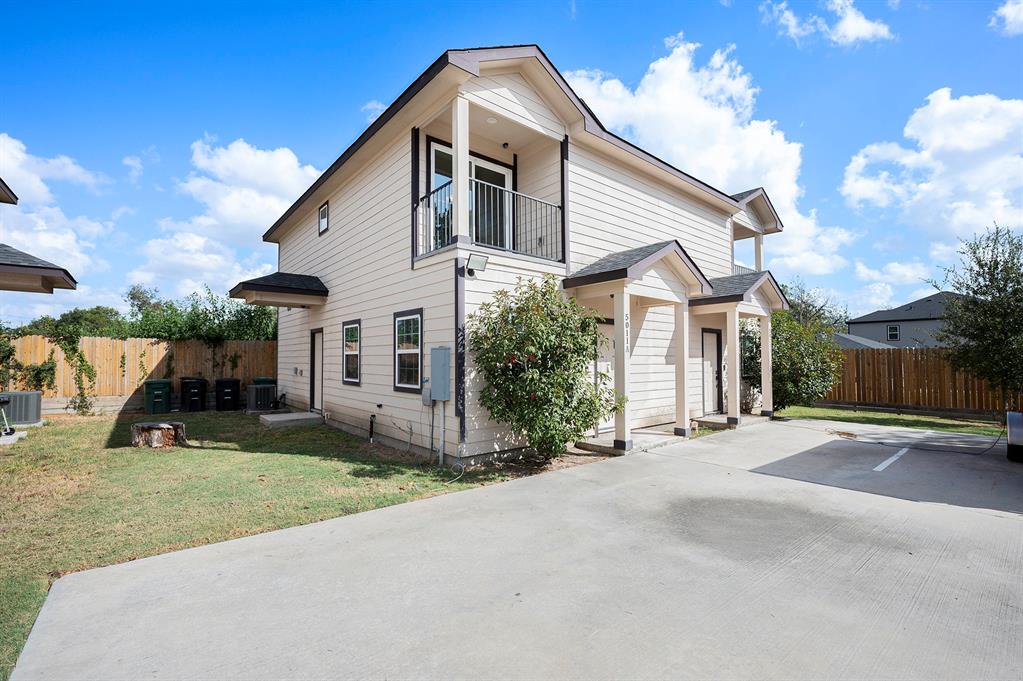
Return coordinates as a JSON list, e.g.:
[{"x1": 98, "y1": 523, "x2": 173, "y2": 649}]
[
  {"x1": 673, "y1": 302, "x2": 691, "y2": 437},
  {"x1": 754, "y1": 234, "x2": 764, "y2": 271},
  {"x1": 726, "y1": 306, "x2": 741, "y2": 427},
  {"x1": 759, "y1": 314, "x2": 773, "y2": 417},
  {"x1": 613, "y1": 286, "x2": 632, "y2": 451},
  {"x1": 452, "y1": 95, "x2": 471, "y2": 244}
]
